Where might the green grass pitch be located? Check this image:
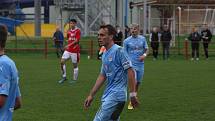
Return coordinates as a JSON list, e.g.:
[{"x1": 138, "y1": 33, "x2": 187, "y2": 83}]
[{"x1": 10, "y1": 53, "x2": 215, "y2": 121}]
